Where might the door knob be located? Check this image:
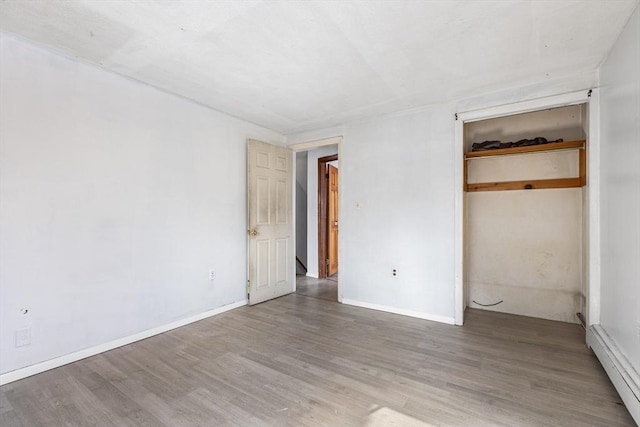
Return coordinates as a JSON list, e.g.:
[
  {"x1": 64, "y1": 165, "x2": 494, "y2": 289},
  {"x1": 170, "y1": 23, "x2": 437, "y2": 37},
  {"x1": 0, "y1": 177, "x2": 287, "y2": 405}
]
[{"x1": 248, "y1": 229, "x2": 258, "y2": 237}]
